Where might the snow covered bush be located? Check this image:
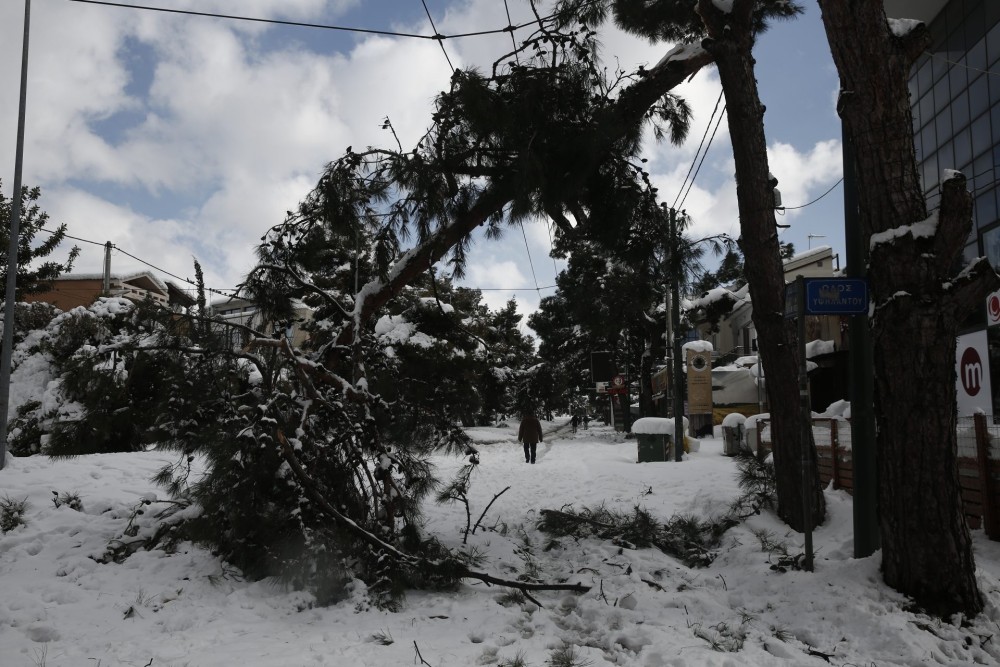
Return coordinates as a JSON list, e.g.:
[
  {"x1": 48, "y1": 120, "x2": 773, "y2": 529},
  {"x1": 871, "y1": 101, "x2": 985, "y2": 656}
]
[{"x1": 5, "y1": 297, "x2": 174, "y2": 456}]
